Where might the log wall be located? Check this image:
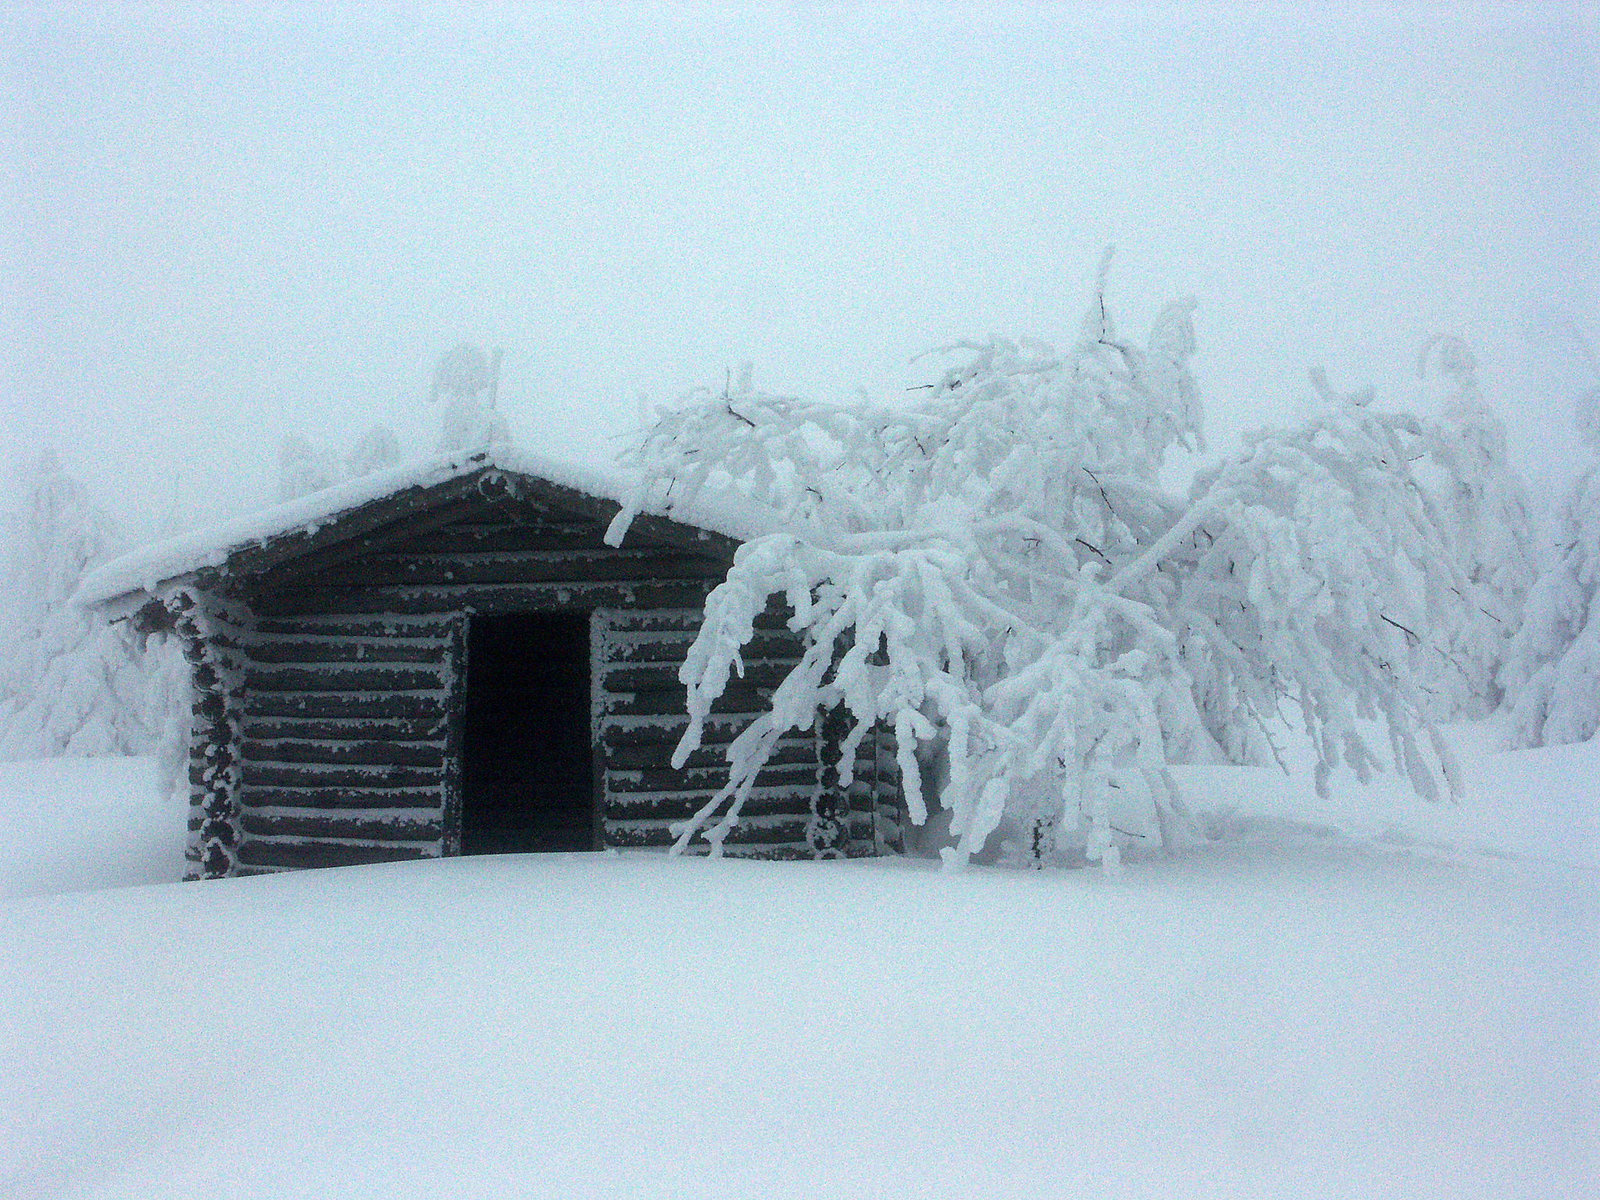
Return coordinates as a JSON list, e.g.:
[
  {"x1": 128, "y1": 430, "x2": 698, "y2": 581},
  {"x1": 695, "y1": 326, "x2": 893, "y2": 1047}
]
[{"x1": 191, "y1": 486, "x2": 903, "y2": 874}]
